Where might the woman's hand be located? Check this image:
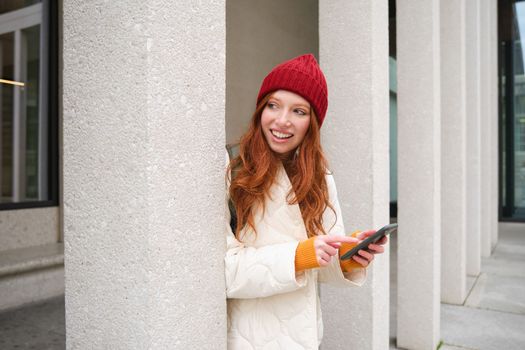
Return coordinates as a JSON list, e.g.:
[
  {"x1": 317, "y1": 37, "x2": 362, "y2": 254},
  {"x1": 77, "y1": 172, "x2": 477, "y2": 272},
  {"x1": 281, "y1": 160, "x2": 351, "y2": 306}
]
[
  {"x1": 314, "y1": 235, "x2": 359, "y2": 267},
  {"x1": 351, "y1": 229, "x2": 388, "y2": 267}
]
